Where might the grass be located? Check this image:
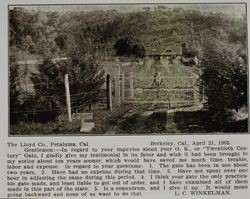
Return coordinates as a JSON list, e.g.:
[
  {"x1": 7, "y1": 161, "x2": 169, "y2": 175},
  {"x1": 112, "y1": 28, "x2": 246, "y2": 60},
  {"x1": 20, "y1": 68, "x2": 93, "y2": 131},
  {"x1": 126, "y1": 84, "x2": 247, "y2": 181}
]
[
  {"x1": 119, "y1": 112, "x2": 142, "y2": 133},
  {"x1": 222, "y1": 120, "x2": 248, "y2": 132},
  {"x1": 118, "y1": 108, "x2": 168, "y2": 134},
  {"x1": 117, "y1": 108, "x2": 248, "y2": 134},
  {"x1": 118, "y1": 108, "x2": 203, "y2": 134},
  {"x1": 172, "y1": 110, "x2": 208, "y2": 133},
  {"x1": 145, "y1": 111, "x2": 167, "y2": 133},
  {"x1": 10, "y1": 106, "x2": 248, "y2": 135},
  {"x1": 9, "y1": 104, "x2": 135, "y2": 135},
  {"x1": 10, "y1": 119, "x2": 81, "y2": 135}
]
